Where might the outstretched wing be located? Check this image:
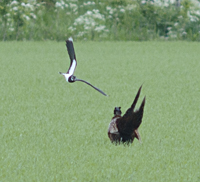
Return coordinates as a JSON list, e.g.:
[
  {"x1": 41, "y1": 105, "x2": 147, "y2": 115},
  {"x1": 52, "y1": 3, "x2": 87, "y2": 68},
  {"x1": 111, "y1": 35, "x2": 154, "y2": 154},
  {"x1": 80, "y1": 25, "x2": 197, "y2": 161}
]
[
  {"x1": 117, "y1": 97, "x2": 145, "y2": 136},
  {"x1": 66, "y1": 37, "x2": 77, "y2": 75},
  {"x1": 116, "y1": 86, "x2": 145, "y2": 136},
  {"x1": 75, "y1": 78, "x2": 108, "y2": 96}
]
